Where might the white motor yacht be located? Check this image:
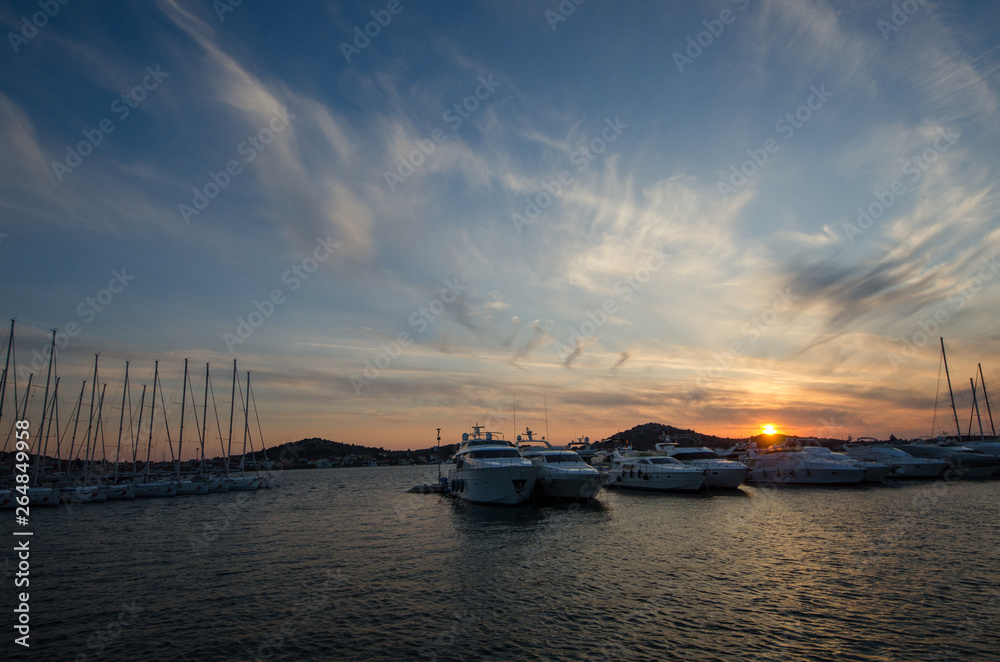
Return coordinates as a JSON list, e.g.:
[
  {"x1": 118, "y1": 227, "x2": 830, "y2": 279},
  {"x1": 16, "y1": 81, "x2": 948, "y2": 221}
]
[
  {"x1": 519, "y1": 430, "x2": 602, "y2": 501},
  {"x1": 799, "y1": 446, "x2": 891, "y2": 482},
  {"x1": 744, "y1": 448, "x2": 864, "y2": 485},
  {"x1": 448, "y1": 424, "x2": 538, "y2": 505},
  {"x1": 654, "y1": 441, "x2": 748, "y2": 489},
  {"x1": 843, "y1": 439, "x2": 946, "y2": 478},
  {"x1": 604, "y1": 451, "x2": 706, "y2": 492}
]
